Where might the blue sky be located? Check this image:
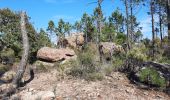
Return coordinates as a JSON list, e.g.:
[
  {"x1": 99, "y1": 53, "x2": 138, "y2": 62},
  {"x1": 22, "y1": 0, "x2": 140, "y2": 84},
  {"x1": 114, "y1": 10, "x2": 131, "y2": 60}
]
[{"x1": 0, "y1": 0, "x2": 154, "y2": 40}]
